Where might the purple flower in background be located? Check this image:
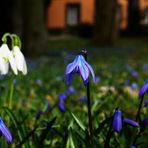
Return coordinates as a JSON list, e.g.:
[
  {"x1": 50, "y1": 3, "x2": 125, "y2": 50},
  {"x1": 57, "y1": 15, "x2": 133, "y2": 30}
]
[
  {"x1": 126, "y1": 64, "x2": 133, "y2": 72},
  {"x1": 142, "y1": 118, "x2": 148, "y2": 126},
  {"x1": 144, "y1": 100, "x2": 148, "y2": 107},
  {"x1": 143, "y1": 64, "x2": 148, "y2": 71},
  {"x1": 131, "y1": 146, "x2": 136, "y2": 148},
  {"x1": 80, "y1": 97, "x2": 87, "y2": 102},
  {"x1": 113, "y1": 108, "x2": 139, "y2": 133},
  {"x1": 56, "y1": 76, "x2": 63, "y2": 81},
  {"x1": 58, "y1": 93, "x2": 67, "y2": 112},
  {"x1": 131, "y1": 70, "x2": 138, "y2": 78},
  {"x1": 36, "y1": 111, "x2": 43, "y2": 120},
  {"x1": 13, "y1": 79, "x2": 17, "y2": 85},
  {"x1": 66, "y1": 86, "x2": 75, "y2": 95},
  {"x1": 0, "y1": 117, "x2": 13, "y2": 144},
  {"x1": 139, "y1": 80, "x2": 148, "y2": 98},
  {"x1": 79, "y1": 97, "x2": 87, "y2": 102},
  {"x1": 113, "y1": 108, "x2": 122, "y2": 133},
  {"x1": 65, "y1": 55, "x2": 95, "y2": 86},
  {"x1": 95, "y1": 76, "x2": 100, "y2": 84},
  {"x1": 35, "y1": 79, "x2": 42, "y2": 85},
  {"x1": 58, "y1": 93, "x2": 67, "y2": 101},
  {"x1": 58, "y1": 100, "x2": 66, "y2": 112},
  {"x1": 123, "y1": 118, "x2": 139, "y2": 127},
  {"x1": 131, "y1": 82, "x2": 138, "y2": 90}
]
